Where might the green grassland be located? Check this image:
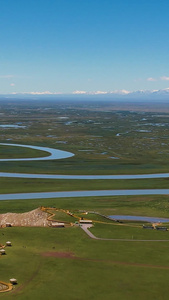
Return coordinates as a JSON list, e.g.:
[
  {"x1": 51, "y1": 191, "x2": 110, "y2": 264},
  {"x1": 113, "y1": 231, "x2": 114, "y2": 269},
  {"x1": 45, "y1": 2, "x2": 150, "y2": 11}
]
[
  {"x1": 1, "y1": 194, "x2": 169, "y2": 218},
  {"x1": 1, "y1": 177, "x2": 169, "y2": 194},
  {"x1": 0, "y1": 145, "x2": 48, "y2": 159},
  {"x1": 2, "y1": 225, "x2": 169, "y2": 300},
  {"x1": 1, "y1": 100, "x2": 169, "y2": 299},
  {"x1": 1, "y1": 196, "x2": 169, "y2": 299},
  {"x1": 90, "y1": 222, "x2": 169, "y2": 240}
]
